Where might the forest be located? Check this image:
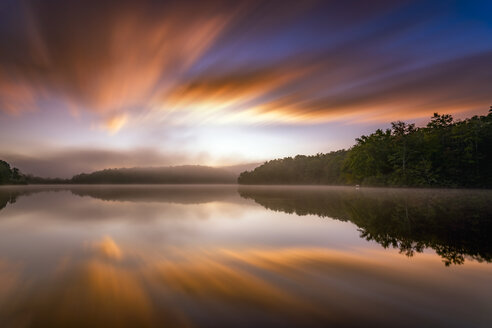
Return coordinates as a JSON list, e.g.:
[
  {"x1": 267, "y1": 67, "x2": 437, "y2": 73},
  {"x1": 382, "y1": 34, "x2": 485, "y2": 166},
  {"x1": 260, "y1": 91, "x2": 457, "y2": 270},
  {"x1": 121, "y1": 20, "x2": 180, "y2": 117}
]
[
  {"x1": 238, "y1": 111, "x2": 492, "y2": 187},
  {"x1": 0, "y1": 160, "x2": 28, "y2": 185},
  {"x1": 70, "y1": 166, "x2": 235, "y2": 184}
]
